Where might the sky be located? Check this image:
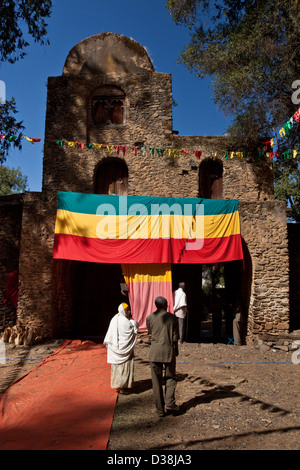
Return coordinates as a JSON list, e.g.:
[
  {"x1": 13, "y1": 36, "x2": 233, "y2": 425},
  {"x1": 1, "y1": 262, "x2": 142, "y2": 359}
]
[{"x1": 0, "y1": 0, "x2": 231, "y2": 192}]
